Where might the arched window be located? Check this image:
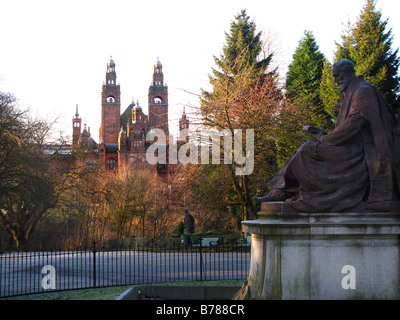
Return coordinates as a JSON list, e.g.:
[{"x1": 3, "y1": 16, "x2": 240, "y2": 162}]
[
  {"x1": 154, "y1": 97, "x2": 162, "y2": 104},
  {"x1": 86, "y1": 159, "x2": 97, "y2": 170},
  {"x1": 107, "y1": 158, "x2": 116, "y2": 170},
  {"x1": 128, "y1": 156, "x2": 135, "y2": 168}
]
